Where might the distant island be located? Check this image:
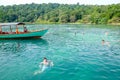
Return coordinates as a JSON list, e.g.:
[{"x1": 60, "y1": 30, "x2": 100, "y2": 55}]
[{"x1": 0, "y1": 3, "x2": 120, "y2": 25}]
